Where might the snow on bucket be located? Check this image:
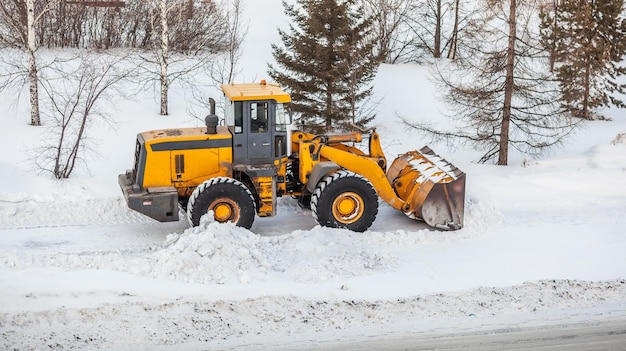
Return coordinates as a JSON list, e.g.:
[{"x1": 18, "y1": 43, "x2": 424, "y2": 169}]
[{"x1": 387, "y1": 146, "x2": 465, "y2": 230}]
